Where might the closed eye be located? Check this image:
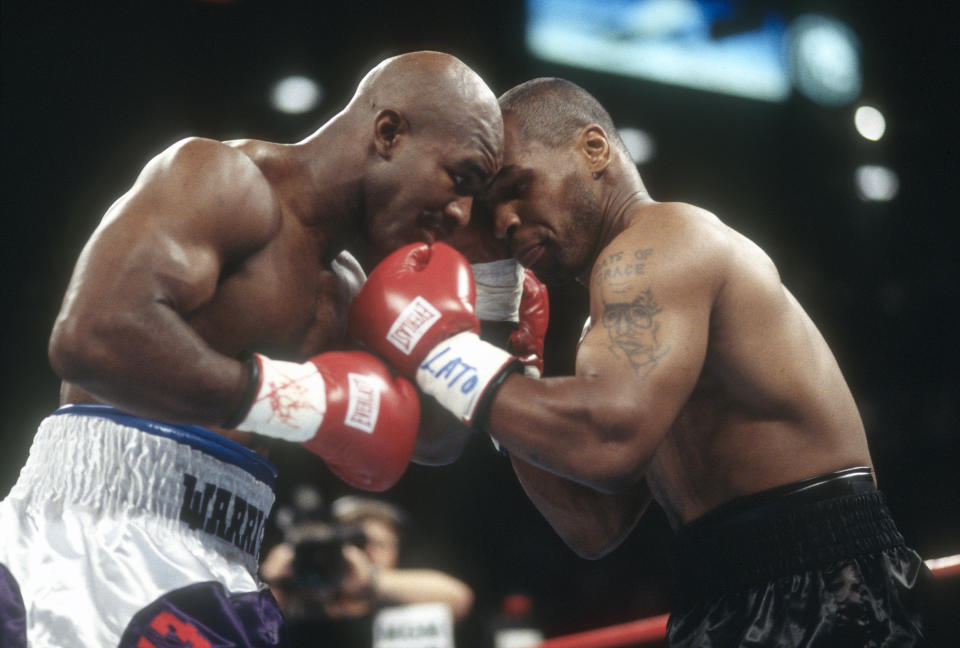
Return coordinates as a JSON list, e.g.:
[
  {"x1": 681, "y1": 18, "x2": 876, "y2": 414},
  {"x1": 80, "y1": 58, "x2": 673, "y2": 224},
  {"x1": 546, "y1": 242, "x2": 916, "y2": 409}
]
[
  {"x1": 450, "y1": 172, "x2": 467, "y2": 190},
  {"x1": 483, "y1": 167, "x2": 532, "y2": 203},
  {"x1": 451, "y1": 159, "x2": 493, "y2": 195}
]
